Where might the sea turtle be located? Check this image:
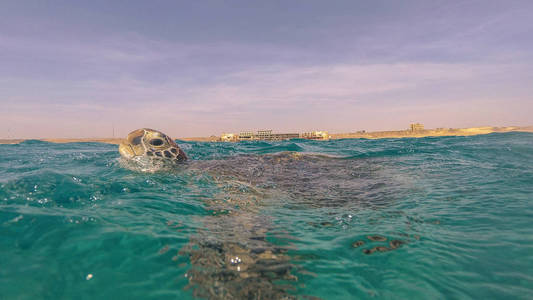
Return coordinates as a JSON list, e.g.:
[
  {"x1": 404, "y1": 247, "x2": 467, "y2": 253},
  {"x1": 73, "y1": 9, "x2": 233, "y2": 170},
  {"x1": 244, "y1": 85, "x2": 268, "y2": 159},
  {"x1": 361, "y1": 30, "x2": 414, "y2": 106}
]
[
  {"x1": 118, "y1": 128, "x2": 187, "y2": 172},
  {"x1": 119, "y1": 128, "x2": 187, "y2": 161},
  {"x1": 118, "y1": 128, "x2": 414, "y2": 299}
]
